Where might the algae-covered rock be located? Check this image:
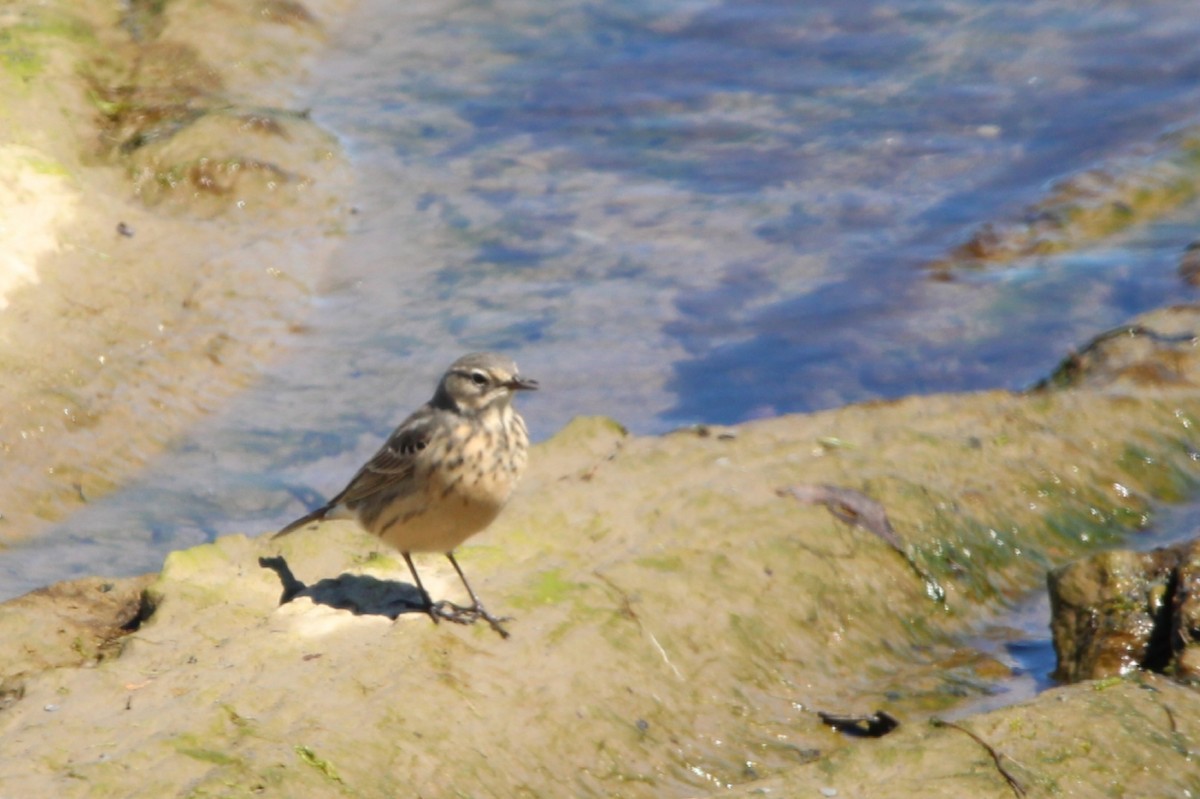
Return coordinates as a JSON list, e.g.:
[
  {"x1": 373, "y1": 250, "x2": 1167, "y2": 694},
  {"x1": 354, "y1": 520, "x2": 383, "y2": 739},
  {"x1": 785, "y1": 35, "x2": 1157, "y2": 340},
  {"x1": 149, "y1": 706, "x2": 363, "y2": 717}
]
[
  {"x1": 1174, "y1": 541, "x2": 1200, "y2": 681},
  {"x1": 1048, "y1": 548, "x2": 1177, "y2": 681},
  {"x1": 1, "y1": 310, "x2": 1200, "y2": 796},
  {"x1": 722, "y1": 674, "x2": 1200, "y2": 799},
  {"x1": 929, "y1": 124, "x2": 1200, "y2": 272},
  {"x1": 1050, "y1": 538, "x2": 1200, "y2": 684},
  {"x1": 0, "y1": 574, "x2": 152, "y2": 710}
]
